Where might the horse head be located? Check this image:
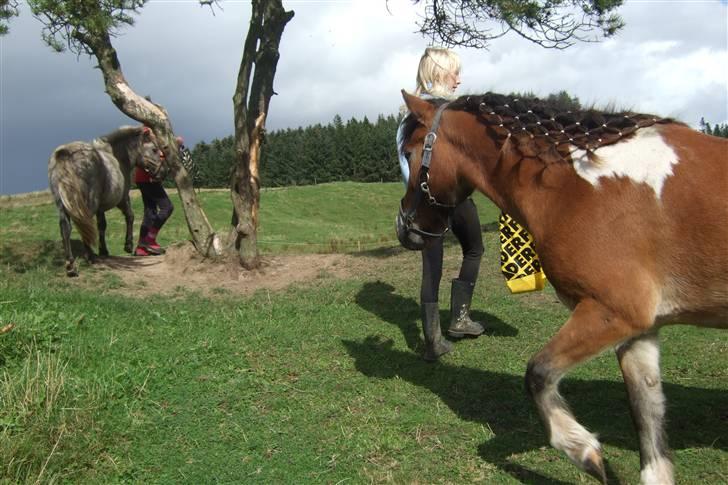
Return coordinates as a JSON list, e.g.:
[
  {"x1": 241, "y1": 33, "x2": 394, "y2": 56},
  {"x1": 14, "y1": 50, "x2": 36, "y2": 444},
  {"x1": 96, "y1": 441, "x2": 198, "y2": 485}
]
[
  {"x1": 396, "y1": 91, "x2": 475, "y2": 250},
  {"x1": 101, "y1": 125, "x2": 167, "y2": 181},
  {"x1": 138, "y1": 127, "x2": 168, "y2": 180}
]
